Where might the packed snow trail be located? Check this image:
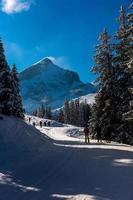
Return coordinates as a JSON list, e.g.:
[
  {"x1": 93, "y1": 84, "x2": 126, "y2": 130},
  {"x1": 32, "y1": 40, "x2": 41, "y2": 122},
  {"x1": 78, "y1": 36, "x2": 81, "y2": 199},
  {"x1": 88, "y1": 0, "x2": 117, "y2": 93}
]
[{"x1": 0, "y1": 116, "x2": 133, "y2": 200}]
